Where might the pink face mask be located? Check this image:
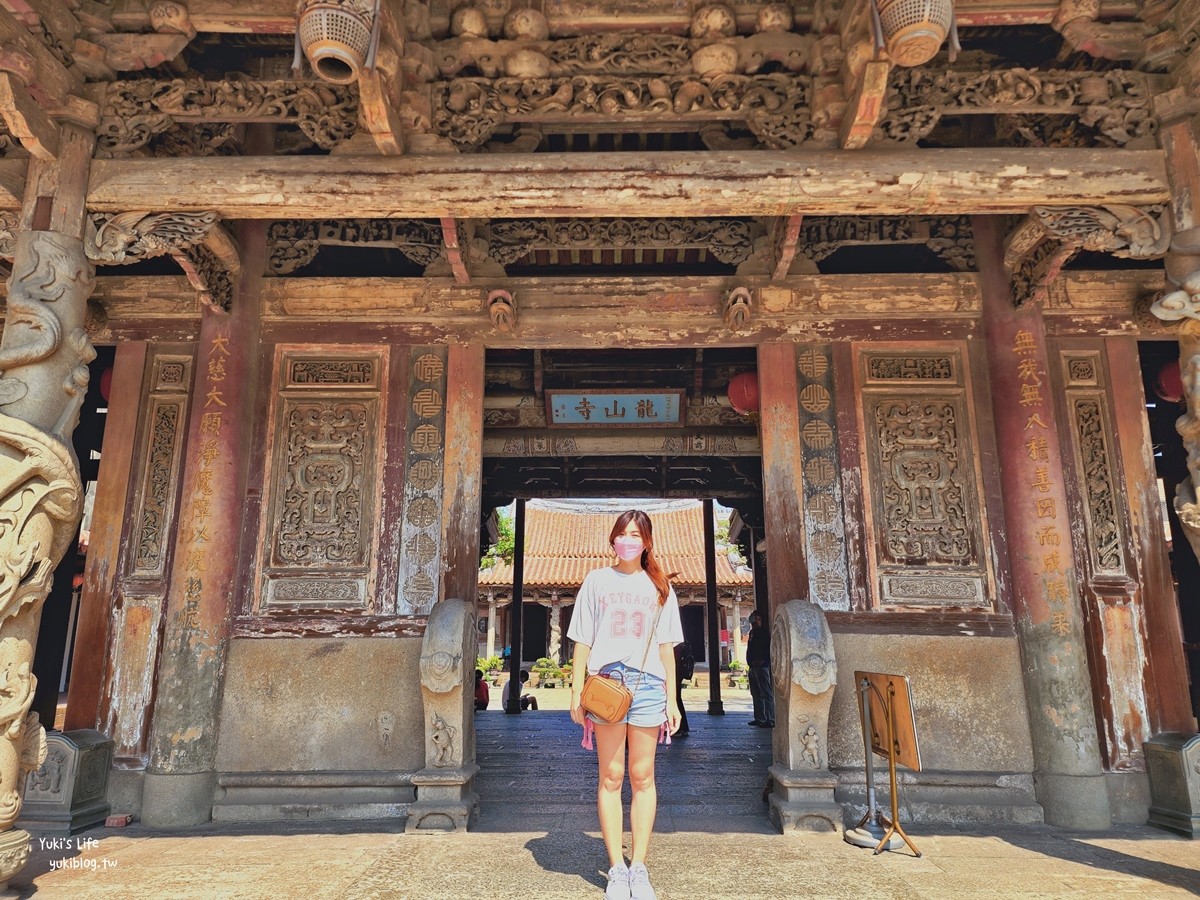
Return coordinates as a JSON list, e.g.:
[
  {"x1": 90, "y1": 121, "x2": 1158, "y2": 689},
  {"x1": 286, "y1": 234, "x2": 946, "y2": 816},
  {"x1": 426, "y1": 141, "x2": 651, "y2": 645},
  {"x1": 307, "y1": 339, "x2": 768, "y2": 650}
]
[{"x1": 613, "y1": 537, "x2": 644, "y2": 561}]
